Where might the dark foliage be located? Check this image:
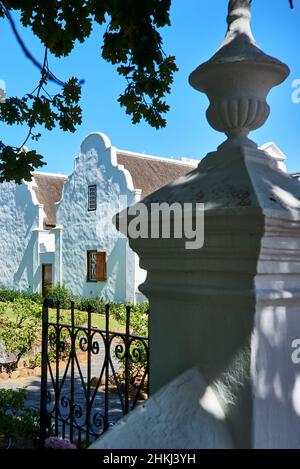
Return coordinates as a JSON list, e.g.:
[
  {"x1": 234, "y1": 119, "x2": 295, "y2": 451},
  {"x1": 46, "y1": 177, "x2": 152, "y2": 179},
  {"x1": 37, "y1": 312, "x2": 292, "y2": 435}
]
[
  {"x1": 0, "y1": 1, "x2": 177, "y2": 181},
  {"x1": 0, "y1": 1, "x2": 294, "y2": 182}
]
